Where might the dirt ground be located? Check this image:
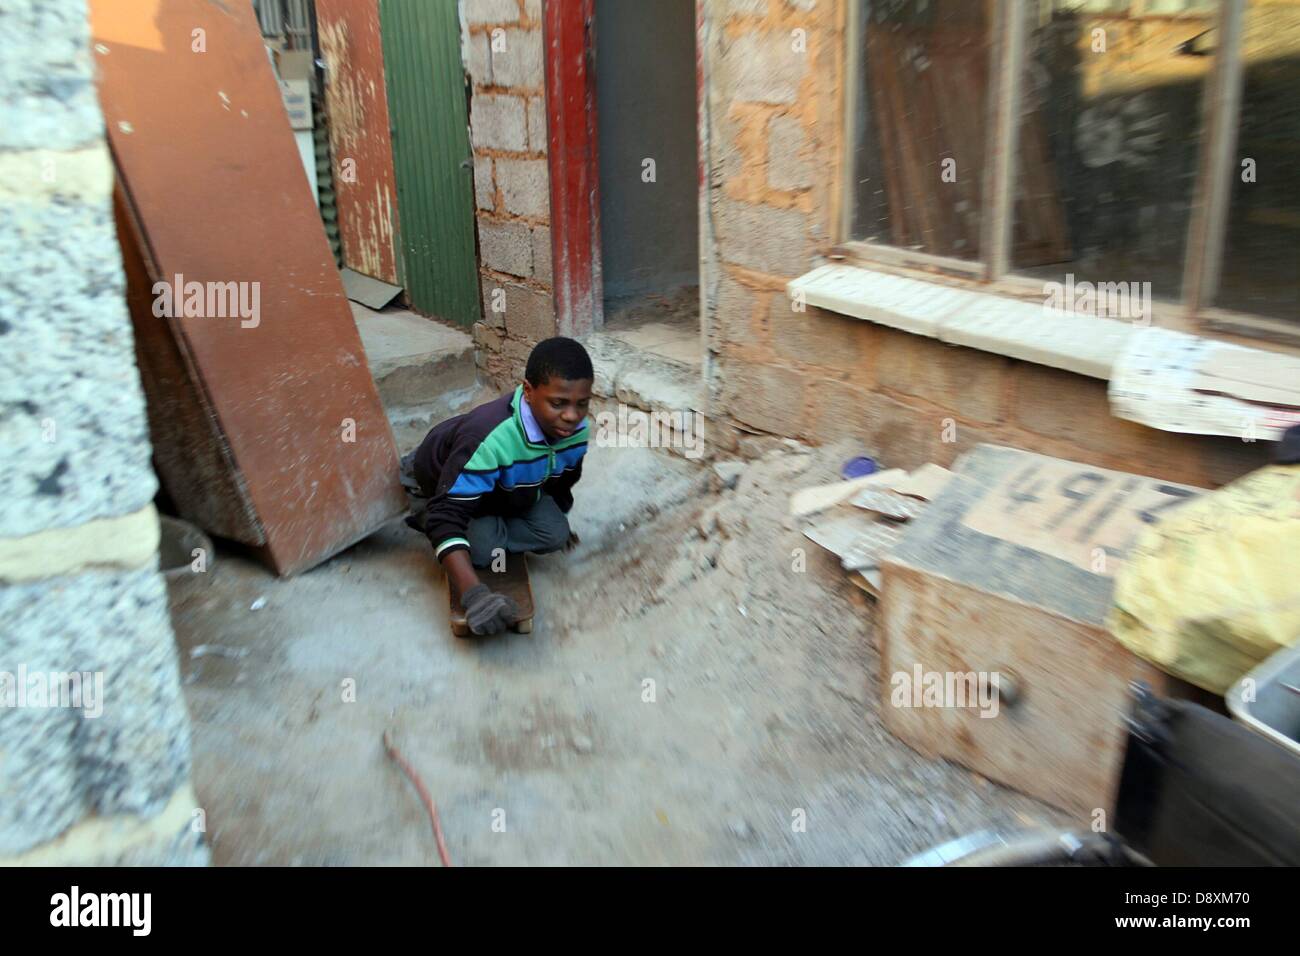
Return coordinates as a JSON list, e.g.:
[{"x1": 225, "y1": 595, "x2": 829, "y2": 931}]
[{"x1": 169, "y1": 438, "x2": 1064, "y2": 865}]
